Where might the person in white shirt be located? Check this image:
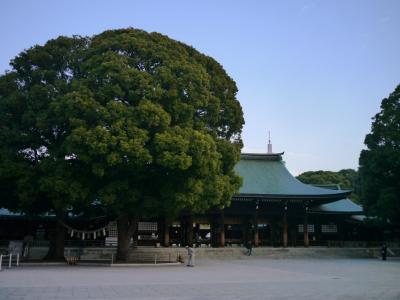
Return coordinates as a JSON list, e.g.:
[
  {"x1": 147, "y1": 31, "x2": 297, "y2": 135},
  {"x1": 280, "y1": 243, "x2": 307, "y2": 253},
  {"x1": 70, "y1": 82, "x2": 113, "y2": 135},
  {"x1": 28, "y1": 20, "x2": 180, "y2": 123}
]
[{"x1": 186, "y1": 245, "x2": 195, "y2": 267}]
